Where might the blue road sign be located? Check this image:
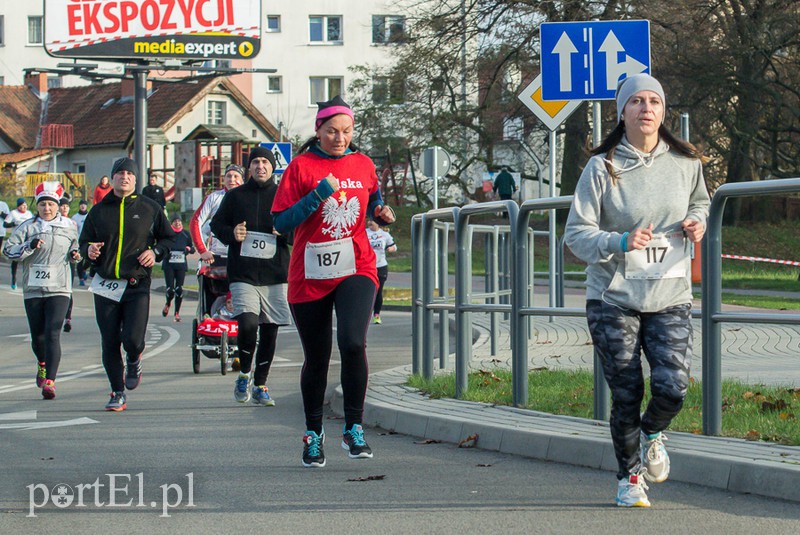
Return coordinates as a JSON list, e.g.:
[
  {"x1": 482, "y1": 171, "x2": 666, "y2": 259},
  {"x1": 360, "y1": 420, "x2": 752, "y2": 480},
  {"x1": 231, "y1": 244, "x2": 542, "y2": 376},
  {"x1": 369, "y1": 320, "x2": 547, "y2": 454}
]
[
  {"x1": 259, "y1": 142, "x2": 293, "y2": 174},
  {"x1": 540, "y1": 20, "x2": 650, "y2": 101}
]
